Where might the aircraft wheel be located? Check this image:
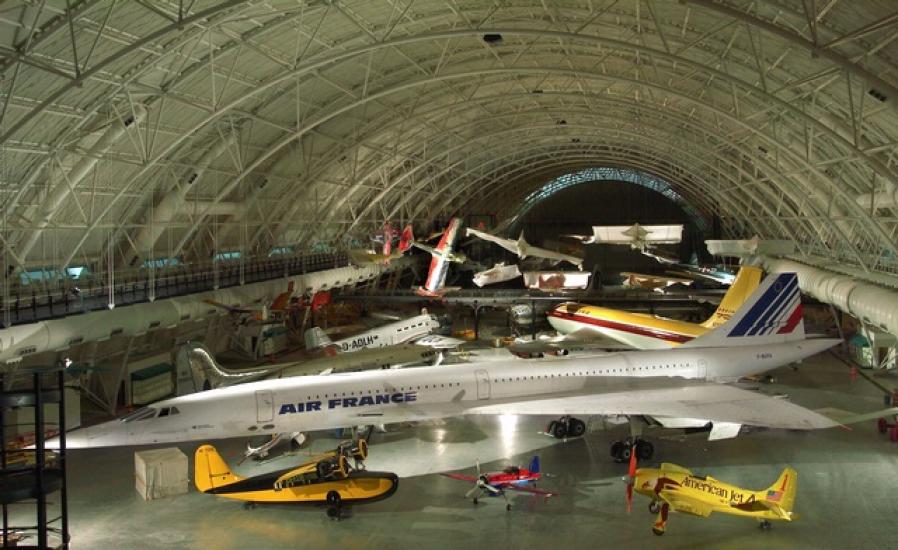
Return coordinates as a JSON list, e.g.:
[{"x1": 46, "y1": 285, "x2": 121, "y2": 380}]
[
  {"x1": 759, "y1": 520, "x2": 771, "y2": 530},
  {"x1": 326, "y1": 490, "x2": 342, "y2": 509},
  {"x1": 649, "y1": 501, "x2": 661, "y2": 514},
  {"x1": 619, "y1": 445, "x2": 632, "y2": 462},
  {"x1": 506, "y1": 504, "x2": 512, "y2": 511},
  {"x1": 551, "y1": 421, "x2": 568, "y2": 439},
  {"x1": 652, "y1": 527, "x2": 665, "y2": 536},
  {"x1": 610, "y1": 441, "x2": 624, "y2": 462},
  {"x1": 636, "y1": 440, "x2": 654, "y2": 460},
  {"x1": 568, "y1": 418, "x2": 586, "y2": 437},
  {"x1": 877, "y1": 418, "x2": 888, "y2": 434},
  {"x1": 473, "y1": 498, "x2": 479, "y2": 505}
]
